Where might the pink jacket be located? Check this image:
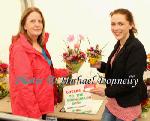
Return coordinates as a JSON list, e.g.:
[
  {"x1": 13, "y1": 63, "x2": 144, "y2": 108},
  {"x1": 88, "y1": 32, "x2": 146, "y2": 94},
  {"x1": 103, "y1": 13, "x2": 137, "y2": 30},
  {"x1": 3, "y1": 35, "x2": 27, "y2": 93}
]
[{"x1": 9, "y1": 33, "x2": 69, "y2": 118}]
